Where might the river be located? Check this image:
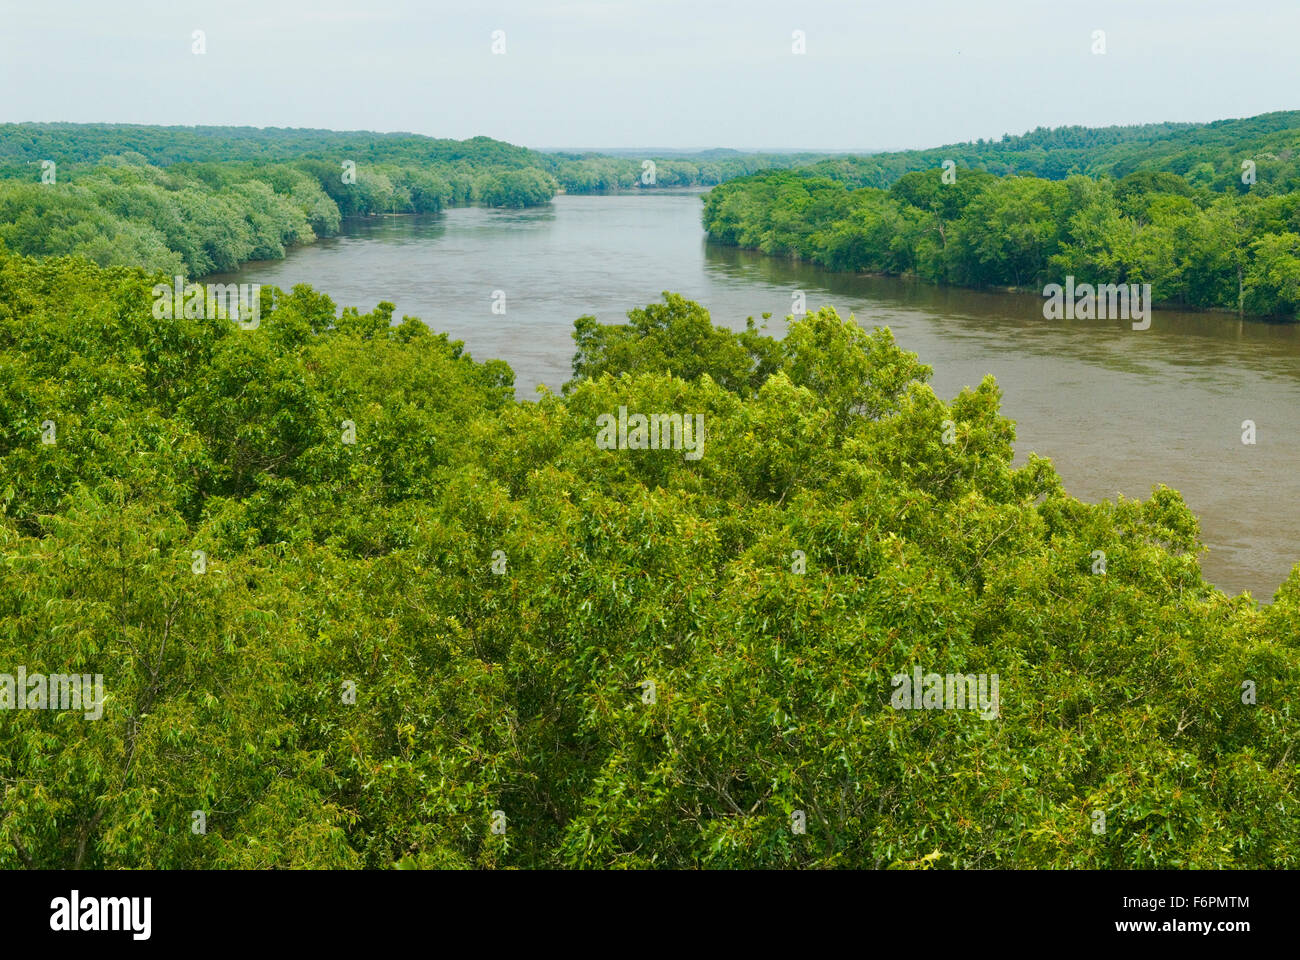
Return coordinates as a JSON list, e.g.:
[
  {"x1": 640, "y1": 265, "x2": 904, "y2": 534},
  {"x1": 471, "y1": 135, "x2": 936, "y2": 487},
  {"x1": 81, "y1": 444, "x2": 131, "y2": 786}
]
[{"x1": 214, "y1": 190, "x2": 1300, "y2": 600}]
